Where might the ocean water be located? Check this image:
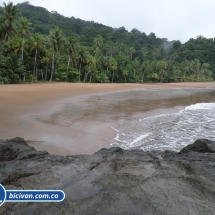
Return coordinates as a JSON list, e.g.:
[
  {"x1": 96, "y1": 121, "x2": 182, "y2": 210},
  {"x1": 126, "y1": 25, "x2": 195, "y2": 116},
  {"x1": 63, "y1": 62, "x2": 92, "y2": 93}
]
[
  {"x1": 29, "y1": 87, "x2": 215, "y2": 155},
  {"x1": 111, "y1": 95, "x2": 215, "y2": 152}
]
